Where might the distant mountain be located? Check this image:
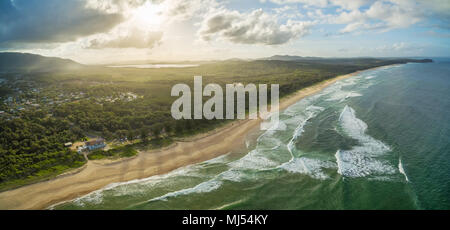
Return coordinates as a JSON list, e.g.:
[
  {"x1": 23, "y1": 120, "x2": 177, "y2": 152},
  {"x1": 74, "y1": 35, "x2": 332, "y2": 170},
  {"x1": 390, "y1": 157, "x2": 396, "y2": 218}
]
[
  {"x1": 260, "y1": 55, "x2": 433, "y2": 64},
  {"x1": 223, "y1": 58, "x2": 252, "y2": 62},
  {"x1": 0, "y1": 52, "x2": 84, "y2": 72},
  {"x1": 260, "y1": 55, "x2": 323, "y2": 61}
]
